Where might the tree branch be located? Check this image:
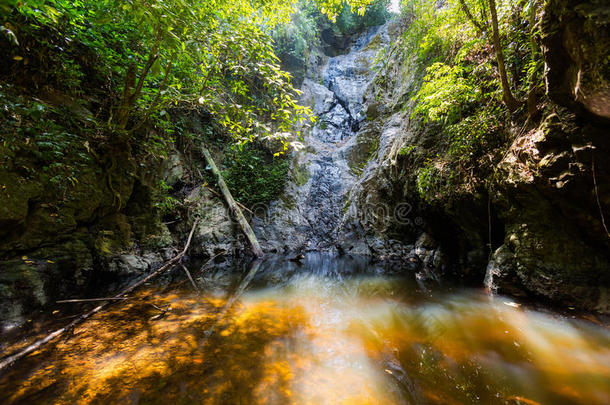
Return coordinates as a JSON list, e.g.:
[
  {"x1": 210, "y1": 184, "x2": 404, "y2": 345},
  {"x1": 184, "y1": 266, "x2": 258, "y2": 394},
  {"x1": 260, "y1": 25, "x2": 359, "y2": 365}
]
[
  {"x1": 458, "y1": 0, "x2": 487, "y2": 35},
  {"x1": 129, "y1": 55, "x2": 174, "y2": 133},
  {"x1": 117, "y1": 62, "x2": 137, "y2": 130},
  {"x1": 488, "y1": 0, "x2": 523, "y2": 112},
  {"x1": 116, "y1": 24, "x2": 163, "y2": 130},
  {"x1": 131, "y1": 25, "x2": 163, "y2": 105},
  {"x1": 0, "y1": 219, "x2": 199, "y2": 372}
]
